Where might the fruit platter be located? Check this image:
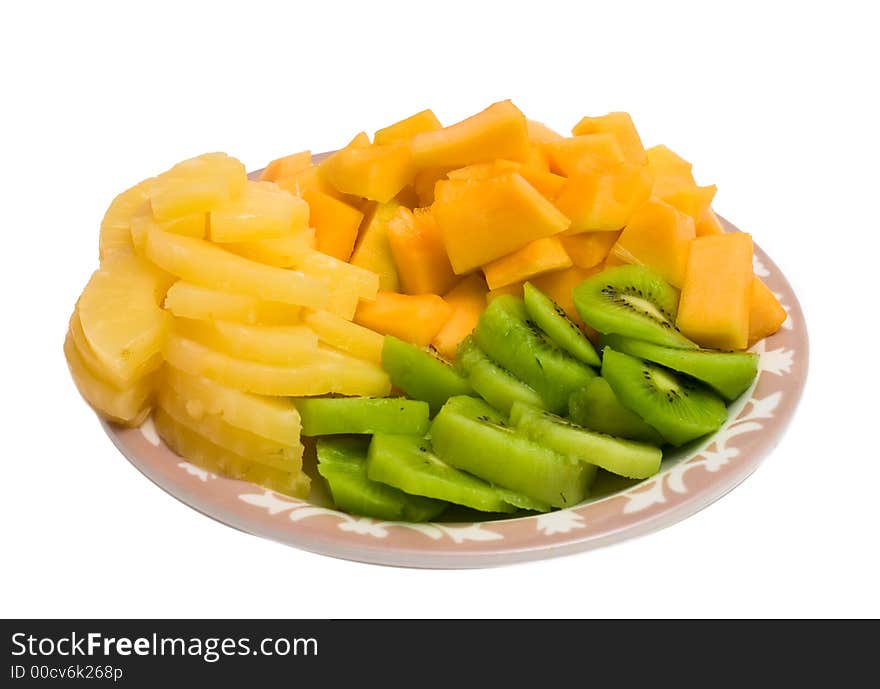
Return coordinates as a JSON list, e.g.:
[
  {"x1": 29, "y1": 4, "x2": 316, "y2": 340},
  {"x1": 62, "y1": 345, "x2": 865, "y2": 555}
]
[{"x1": 66, "y1": 101, "x2": 807, "y2": 566}]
